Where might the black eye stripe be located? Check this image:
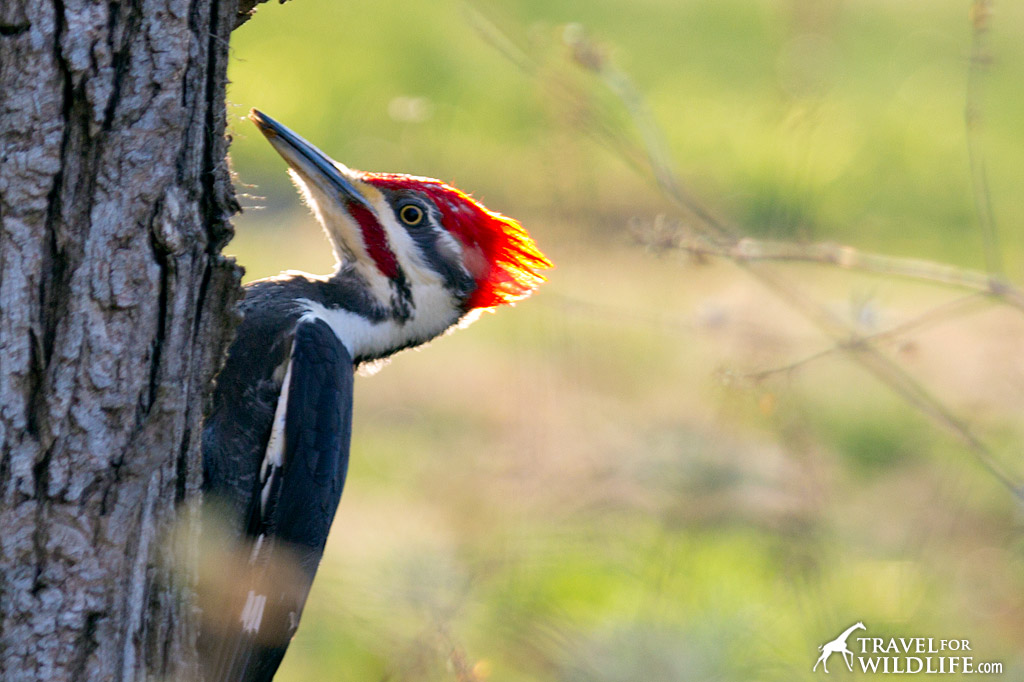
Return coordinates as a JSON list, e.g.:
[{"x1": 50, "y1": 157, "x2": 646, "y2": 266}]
[{"x1": 384, "y1": 195, "x2": 475, "y2": 298}]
